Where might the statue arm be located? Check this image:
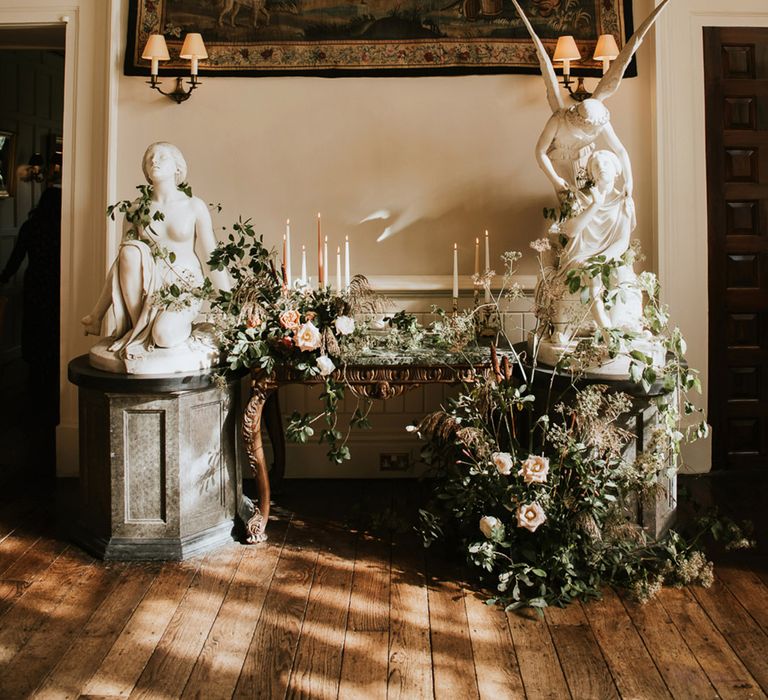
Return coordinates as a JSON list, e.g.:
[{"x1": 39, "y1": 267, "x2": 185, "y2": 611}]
[
  {"x1": 565, "y1": 188, "x2": 604, "y2": 239},
  {"x1": 193, "y1": 199, "x2": 231, "y2": 292},
  {"x1": 536, "y1": 115, "x2": 569, "y2": 192},
  {"x1": 602, "y1": 123, "x2": 633, "y2": 197}
]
